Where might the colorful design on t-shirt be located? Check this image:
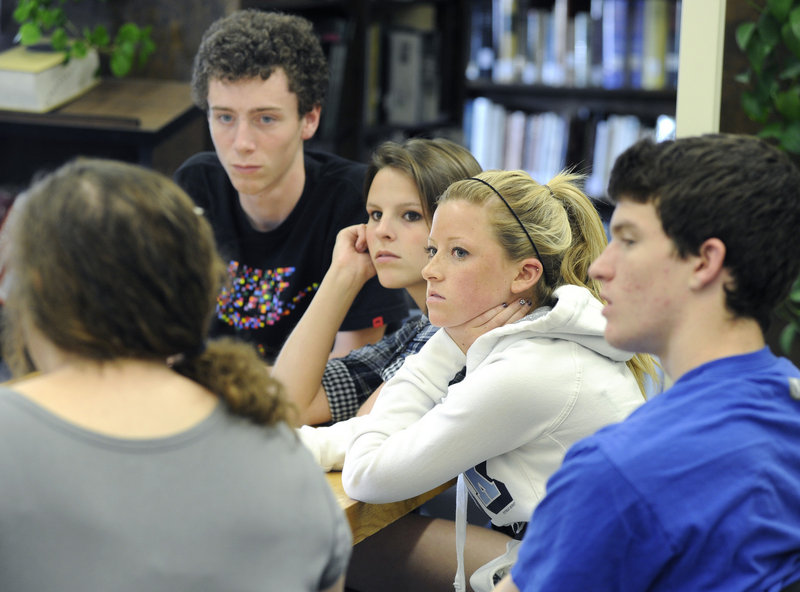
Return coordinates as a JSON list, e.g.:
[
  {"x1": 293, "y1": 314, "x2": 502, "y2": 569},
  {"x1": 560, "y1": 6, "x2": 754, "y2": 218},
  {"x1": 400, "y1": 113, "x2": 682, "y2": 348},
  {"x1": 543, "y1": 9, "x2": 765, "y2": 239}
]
[{"x1": 216, "y1": 261, "x2": 319, "y2": 330}]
